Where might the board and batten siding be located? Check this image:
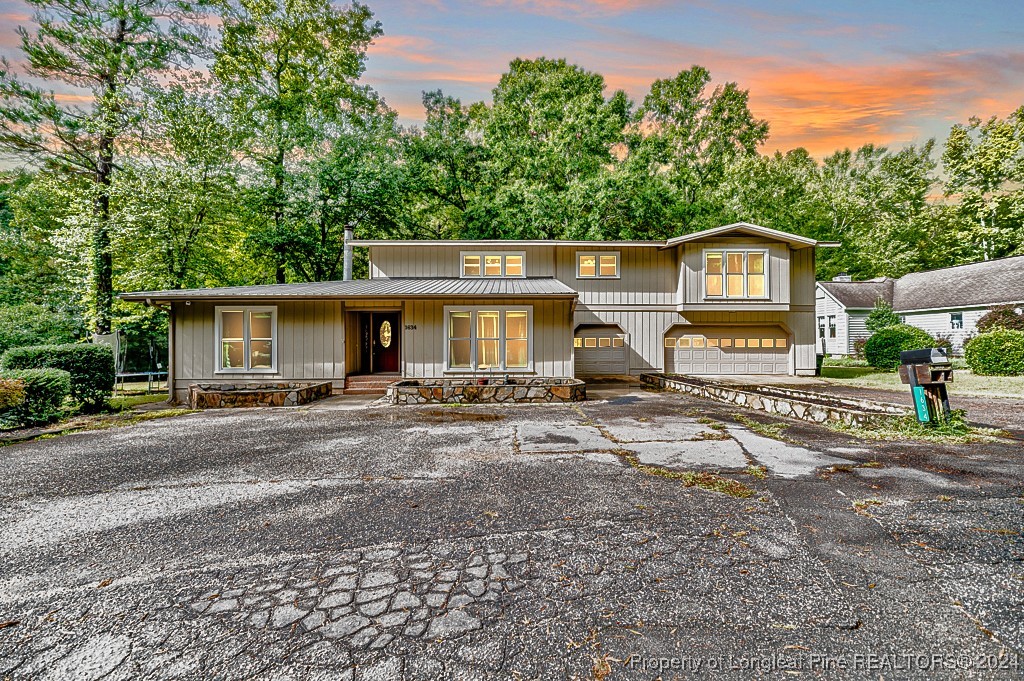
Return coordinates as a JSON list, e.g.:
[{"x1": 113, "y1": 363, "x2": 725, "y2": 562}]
[
  {"x1": 171, "y1": 300, "x2": 346, "y2": 402},
  {"x1": 680, "y1": 239, "x2": 792, "y2": 307},
  {"x1": 555, "y1": 246, "x2": 677, "y2": 307},
  {"x1": 400, "y1": 298, "x2": 573, "y2": 378},
  {"x1": 370, "y1": 246, "x2": 557, "y2": 278}
]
